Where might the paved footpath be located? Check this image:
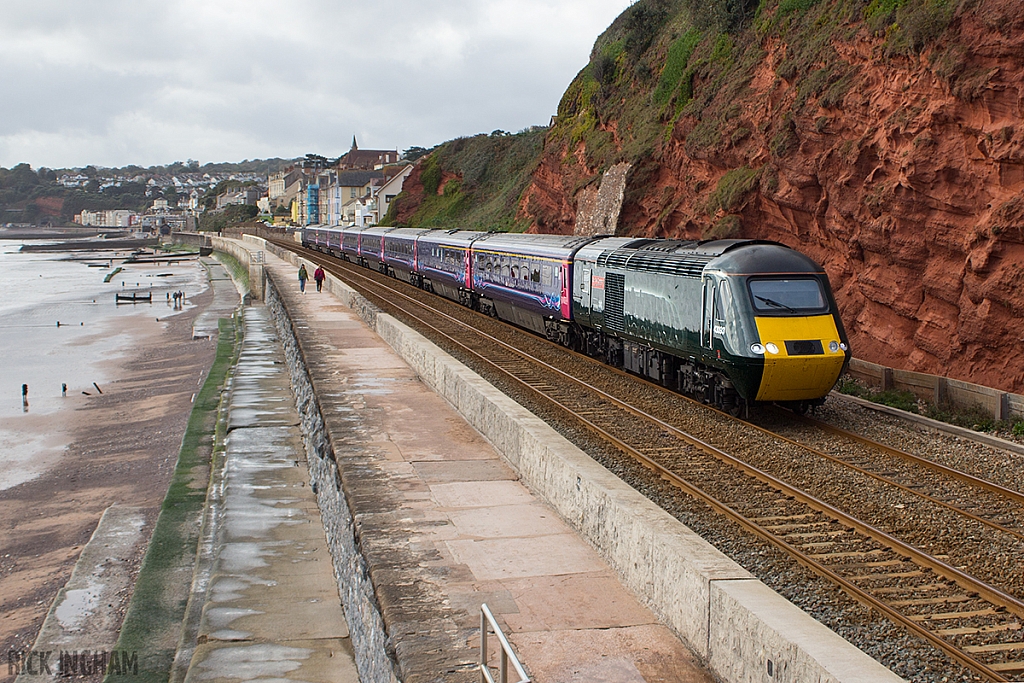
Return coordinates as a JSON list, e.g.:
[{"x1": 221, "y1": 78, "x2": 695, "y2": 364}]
[
  {"x1": 252, "y1": 242, "x2": 715, "y2": 683},
  {"x1": 182, "y1": 306, "x2": 359, "y2": 683}
]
